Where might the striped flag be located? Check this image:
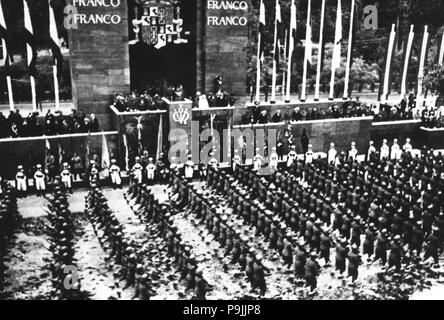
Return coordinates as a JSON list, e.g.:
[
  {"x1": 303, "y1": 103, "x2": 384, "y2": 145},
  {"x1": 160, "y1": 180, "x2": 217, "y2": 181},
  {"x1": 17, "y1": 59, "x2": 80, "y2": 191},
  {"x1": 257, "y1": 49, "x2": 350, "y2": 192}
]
[
  {"x1": 304, "y1": 0, "x2": 313, "y2": 64},
  {"x1": 258, "y1": 0, "x2": 266, "y2": 59},
  {"x1": 255, "y1": 0, "x2": 266, "y2": 101},
  {"x1": 23, "y1": 0, "x2": 36, "y2": 76},
  {"x1": 332, "y1": 0, "x2": 342, "y2": 69},
  {"x1": 285, "y1": 0, "x2": 297, "y2": 101},
  {"x1": 49, "y1": 0, "x2": 63, "y2": 71},
  {"x1": 273, "y1": 0, "x2": 282, "y2": 64},
  {"x1": 0, "y1": 1, "x2": 12, "y2": 74}
]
